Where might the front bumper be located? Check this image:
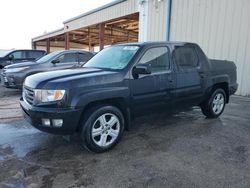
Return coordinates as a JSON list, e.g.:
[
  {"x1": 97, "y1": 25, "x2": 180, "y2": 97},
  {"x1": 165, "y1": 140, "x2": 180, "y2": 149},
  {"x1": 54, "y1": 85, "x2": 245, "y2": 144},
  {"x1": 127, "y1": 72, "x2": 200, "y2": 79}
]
[
  {"x1": 20, "y1": 98, "x2": 82, "y2": 135},
  {"x1": 1, "y1": 72, "x2": 23, "y2": 89}
]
